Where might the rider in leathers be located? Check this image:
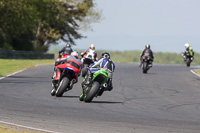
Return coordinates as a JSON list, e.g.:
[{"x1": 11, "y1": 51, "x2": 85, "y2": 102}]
[
  {"x1": 52, "y1": 51, "x2": 82, "y2": 89},
  {"x1": 182, "y1": 43, "x2": 194, "y2": 61},
  {"x1": 81, "y1": 44, "x2": 98, "y2": 62},
  {"x1": 139, "y1": 44, "x2": 154, "y2": 67},
  {"x1": 83, "y1": 52, "x2": 115, "y2": 90},
  {"x1": 59, "y1": 44, "x2": 73, "y2": 58}
]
